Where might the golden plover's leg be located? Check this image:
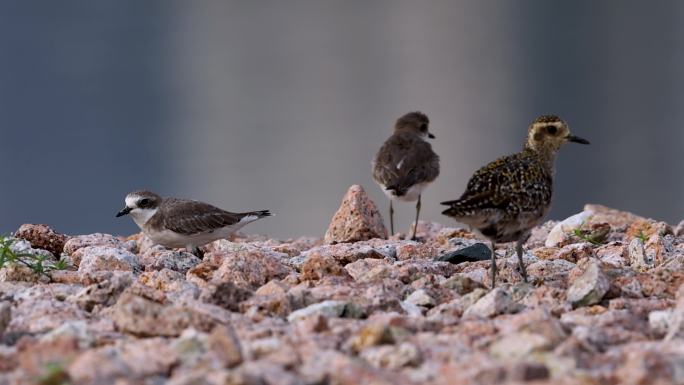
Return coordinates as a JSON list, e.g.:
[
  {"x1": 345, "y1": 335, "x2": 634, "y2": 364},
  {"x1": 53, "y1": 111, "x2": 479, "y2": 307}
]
[
  {"x1": 389, "y1": 201, "x2": 395, "y2": 236},
  {"x1": 411, "y1": 195, "x2": 422, "y2": 241},
  {"x1": 516, "y1": 238, "x2": 528, "y2": 282},
  {"x1": 490, "y1": 240, "x2": 497, "y2": 288}
]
